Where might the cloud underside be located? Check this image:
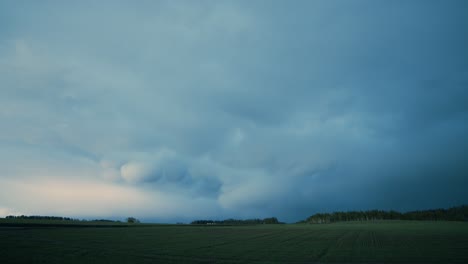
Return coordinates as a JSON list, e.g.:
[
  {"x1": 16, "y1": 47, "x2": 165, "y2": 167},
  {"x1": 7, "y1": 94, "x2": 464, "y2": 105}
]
[{"x1": 0, "y1": 1, "x2": 468, "y2": 222}]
